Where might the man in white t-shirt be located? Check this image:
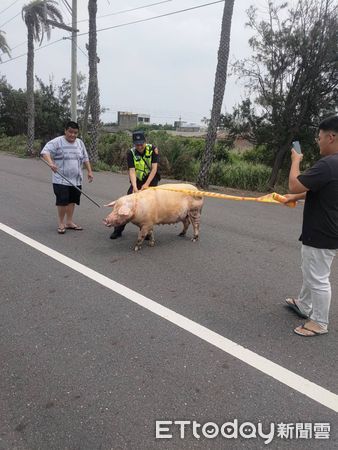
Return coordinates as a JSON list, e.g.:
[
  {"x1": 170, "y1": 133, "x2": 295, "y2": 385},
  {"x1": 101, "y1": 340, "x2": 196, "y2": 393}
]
[{"x1": 41, "y1": 121, "x2": 93, "y2": 234}]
